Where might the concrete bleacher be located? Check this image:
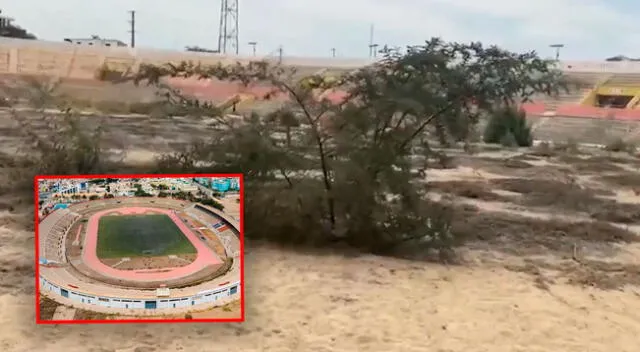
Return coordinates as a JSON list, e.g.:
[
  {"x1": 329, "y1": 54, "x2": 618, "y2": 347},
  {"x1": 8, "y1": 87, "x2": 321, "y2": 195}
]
[
  {"x1": 564, "y1": 71, "x2": 607, "y2": 86},
  {"x1": 186, "y1": 205, "x2": 240, "y2": 258},
  {"x1": 39, "y1": 209, "x2": 81, "y2": 263},
  {"x1": 67, "y1": 197, "x2": 189, "y2": 215},
  {"x1": 527, "y1": 115, "x2": 640, "y2": 144},
  {"x1": 531, "y1": 89, "x2": 590, "y2": 111},
  {"x1": 603, "y1": 73, "x2": 640, "y2": 86}
]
